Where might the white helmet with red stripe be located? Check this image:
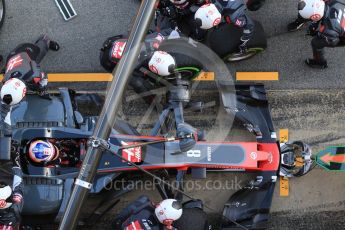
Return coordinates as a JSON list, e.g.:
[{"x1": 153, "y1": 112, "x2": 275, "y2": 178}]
[
  {"x1": 155, "y1": 199, "x2": 183, "y2": 226},
  {"x1": 195, "y1": 3, "x2": 222, "y2": 29},
  {"x1": 1, "y1": 78, "x2": 27, "y2": 105},
  {"x1": 298, "y1": 0, "x2": 325, "y2": 21},
  {"x1": 148, "y1": 51, "x2": 176, "y2": 76},
  {"x1": 0, "y1": 183, "x2": 12, "y2": 209}
]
